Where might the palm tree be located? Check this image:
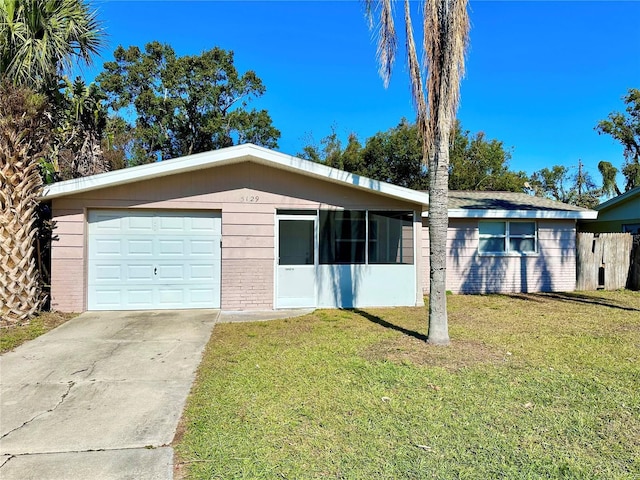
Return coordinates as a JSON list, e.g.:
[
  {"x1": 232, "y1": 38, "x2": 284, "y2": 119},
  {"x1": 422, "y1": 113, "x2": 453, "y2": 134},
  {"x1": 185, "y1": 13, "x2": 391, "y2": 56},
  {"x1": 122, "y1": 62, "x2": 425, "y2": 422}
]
[
  {"x1": 0, "y1": 0, "x2": 103, "y2": 322},
  {"x1": 0, "y1": 0, "x2": 103, "y2": 89},
  {"x1": 54, "y1": 77, "x2": 109, "y2": 179},
  {"x1": 366, "y1": 0, "x2": 469, "y2": 345},
  {"x1": 0, "y1": 84, "x2": 50, "y2": 322}
]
